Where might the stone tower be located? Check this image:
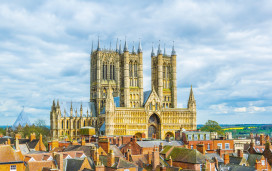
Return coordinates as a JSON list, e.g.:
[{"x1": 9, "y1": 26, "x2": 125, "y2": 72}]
[
  {"x1": 151, "y1": 42, "x2": 177, "y2": 108},
  {"x1": 90, "y1": 38, "x2": 144, "y2": 115}
]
